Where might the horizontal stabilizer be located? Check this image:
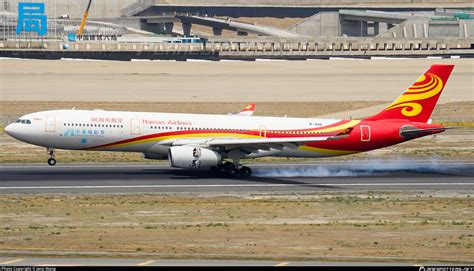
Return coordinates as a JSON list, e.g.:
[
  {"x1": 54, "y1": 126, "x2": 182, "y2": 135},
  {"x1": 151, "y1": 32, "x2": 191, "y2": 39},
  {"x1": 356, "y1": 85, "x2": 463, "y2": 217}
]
[{"x1": 400, "y1": 127, "x2": 452, "y2": 137}]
